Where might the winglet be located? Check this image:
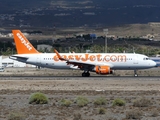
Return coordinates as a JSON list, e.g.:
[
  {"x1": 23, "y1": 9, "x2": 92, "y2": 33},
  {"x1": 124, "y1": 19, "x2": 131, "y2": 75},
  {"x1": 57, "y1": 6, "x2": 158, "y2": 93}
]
[
  {"x1": 12, "y1": 30, "x2": 39, "y2": 54},
  {"x1": 54, "y1": 49, "x2": 66, "y2": 61}
]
